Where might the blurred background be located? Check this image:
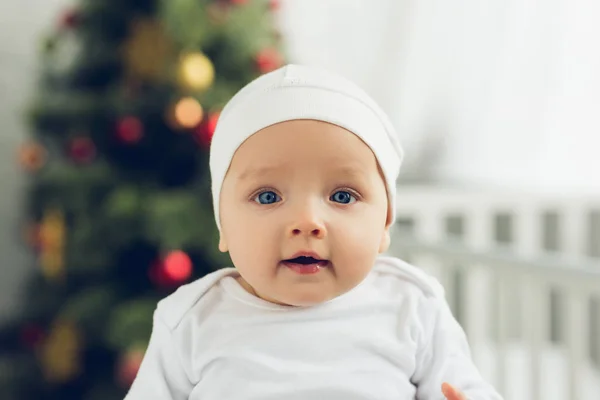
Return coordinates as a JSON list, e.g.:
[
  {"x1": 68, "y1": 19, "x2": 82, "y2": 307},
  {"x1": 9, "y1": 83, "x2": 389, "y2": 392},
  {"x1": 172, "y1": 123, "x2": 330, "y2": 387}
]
[{"x1": 0, "y1": 0, "x2": 599, "y2": 399}]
